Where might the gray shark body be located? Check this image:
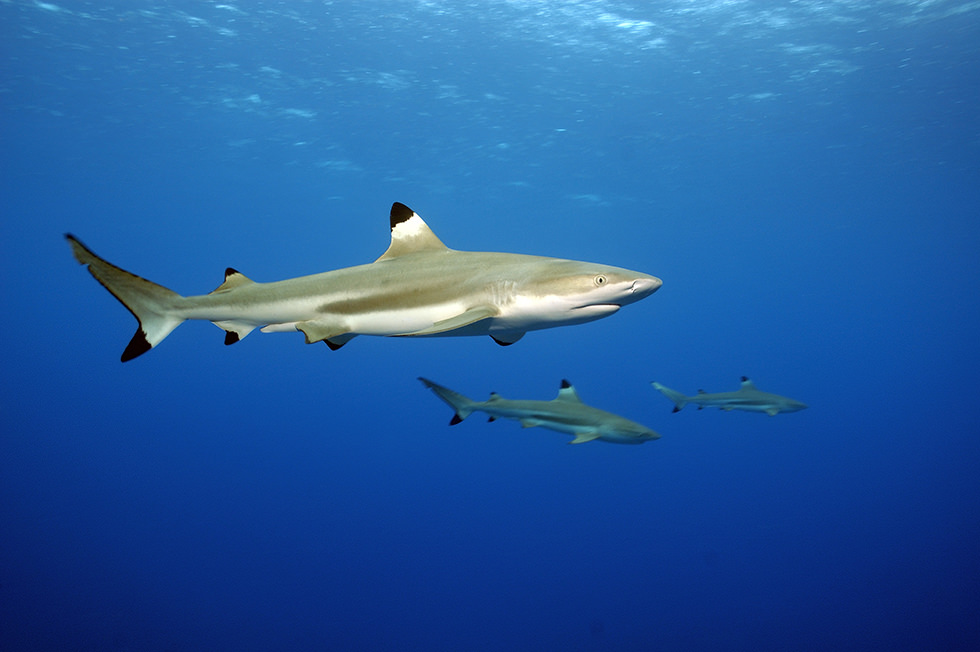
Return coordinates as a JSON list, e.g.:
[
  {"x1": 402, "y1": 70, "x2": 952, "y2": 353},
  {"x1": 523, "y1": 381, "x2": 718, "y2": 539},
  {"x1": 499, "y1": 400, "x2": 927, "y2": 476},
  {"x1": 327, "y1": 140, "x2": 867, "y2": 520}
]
[
  {"x1": 419, "y1": 377, "x2": 661, "y2": 445},
  {"x1": 651, "y1": 377, "x2": 807, "y2": 416},
  {"x1": 67, "y1": 202, "x2": 661, "y2": 361}
]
